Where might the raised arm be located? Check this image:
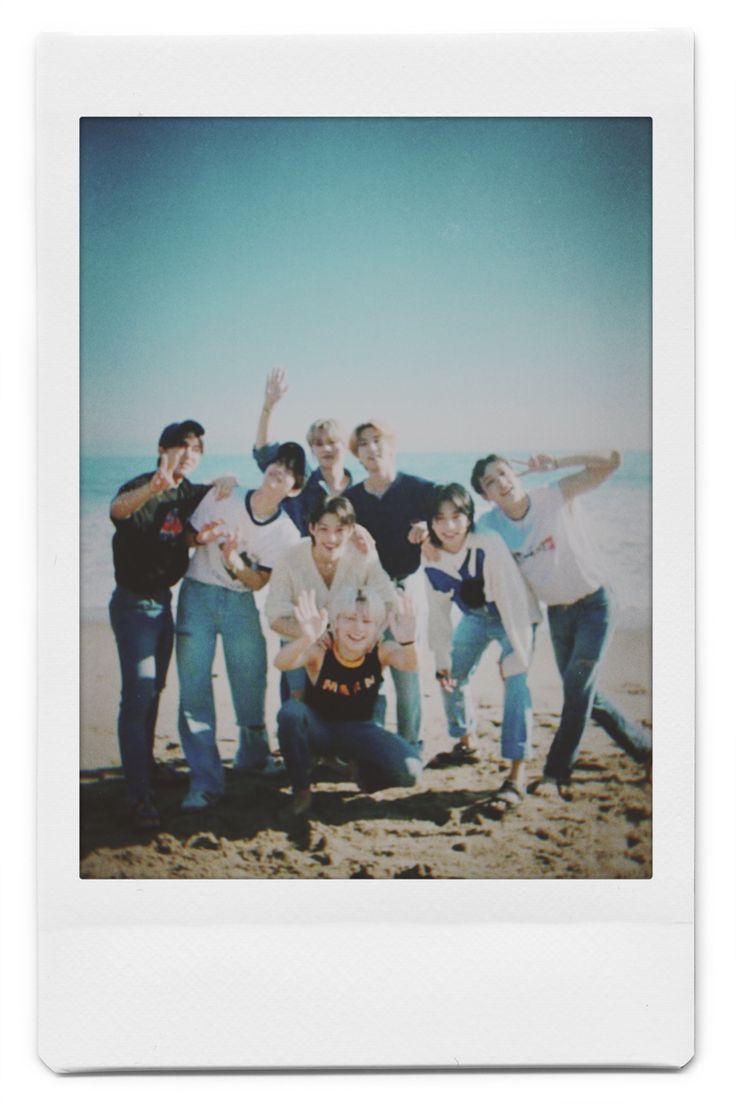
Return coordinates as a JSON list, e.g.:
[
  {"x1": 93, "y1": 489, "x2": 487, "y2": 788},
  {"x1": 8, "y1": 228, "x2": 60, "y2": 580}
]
[
  {"x1": 255, "y1": 366, "x2": 289, "y2": 450},
  {"x1": 110, "y1": 449, "x2": 183, "y2": 520},
  {"x1": 274, "y1": 590, "x2": 328, "y2": 672},
  {"x1": 526, "y1": 450, "x2": 621, "y2": 501},
  {"x1": 379, "y1": 592, "x2": 418, "y2": 673}
]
